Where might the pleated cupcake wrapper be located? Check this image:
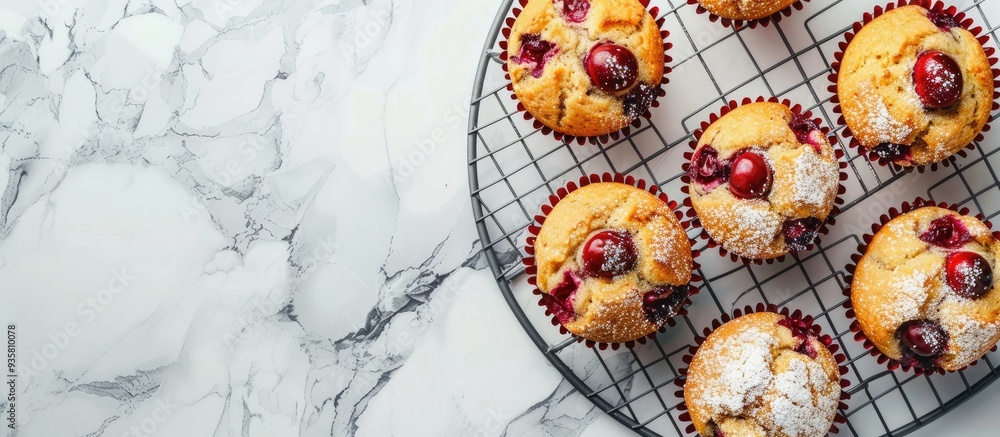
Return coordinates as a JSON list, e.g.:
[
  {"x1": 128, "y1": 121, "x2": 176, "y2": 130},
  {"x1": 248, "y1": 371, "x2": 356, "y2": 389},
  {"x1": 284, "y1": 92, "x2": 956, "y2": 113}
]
[
  {"x1": 680, "y1": 96, "x2": 849, "y2": 265},
  {"x1": 842, "y1": 197, "x2": 1000, "y2": 375},
  {"x1": 828, "y1": 0, "x2": 1000, "y2": 173},
  {"x1": 522, "y1": 172, "x2": 703, "y2": 350},
  {"x1": 673, "y1": 303, "x2": 851, "y2": 436},
  {"x1": 685, "y1": 0, "x2": 810, "y2": 29},
  {"x1": 500, "y1": 0, "x2": 672, "y2": 145}
]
